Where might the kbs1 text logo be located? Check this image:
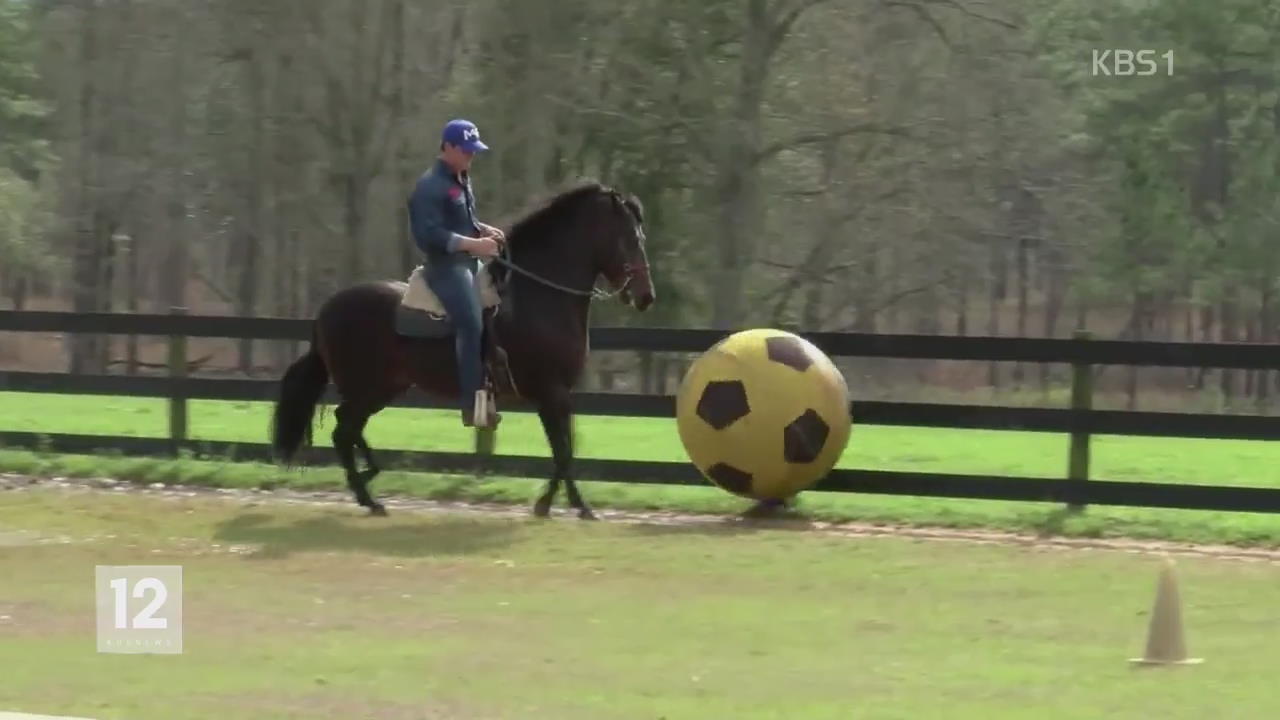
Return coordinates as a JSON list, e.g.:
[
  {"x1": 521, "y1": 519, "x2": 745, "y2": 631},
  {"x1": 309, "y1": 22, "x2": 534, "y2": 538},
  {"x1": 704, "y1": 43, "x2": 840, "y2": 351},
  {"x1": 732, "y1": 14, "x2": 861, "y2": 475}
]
[{"x1": 1091, "y1": 50, "x2": 1174, "y2": 76}]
